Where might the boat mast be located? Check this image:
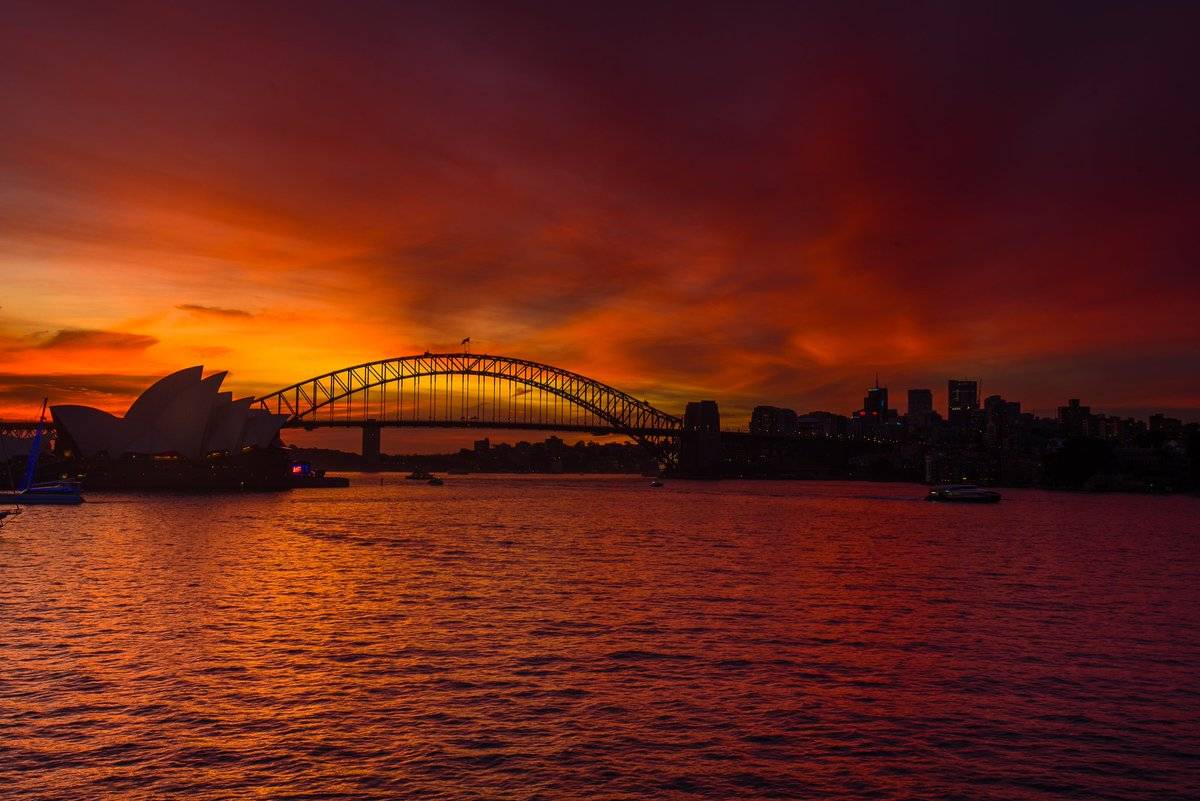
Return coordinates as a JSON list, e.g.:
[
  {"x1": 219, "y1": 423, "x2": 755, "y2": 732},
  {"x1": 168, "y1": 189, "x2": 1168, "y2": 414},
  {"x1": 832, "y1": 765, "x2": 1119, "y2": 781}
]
[{"x1": 19, "y1": 398, "x2": 48, "y2": 492}]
